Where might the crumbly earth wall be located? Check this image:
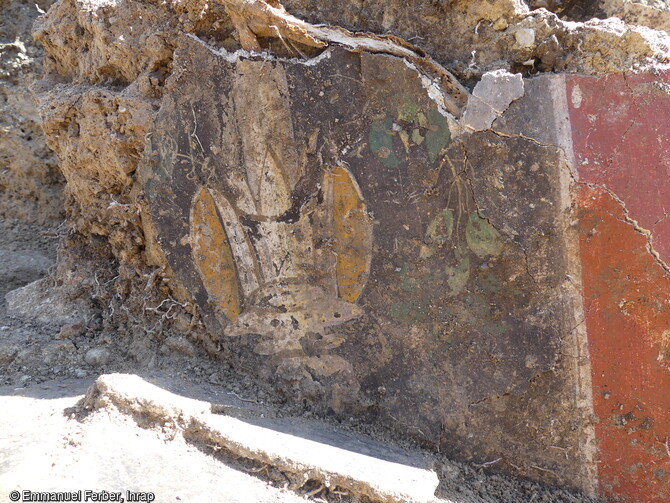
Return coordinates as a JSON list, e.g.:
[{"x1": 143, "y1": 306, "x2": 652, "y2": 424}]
[
  {"x1": 604, "y1": 0, "x2": 670, "y2": 31},
  {"x1": 0, "y1": 0, "x2": 63, "y2": 225},
  {"x1": 282, "y1": 0, "x2": 670, "y2": 76}
]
